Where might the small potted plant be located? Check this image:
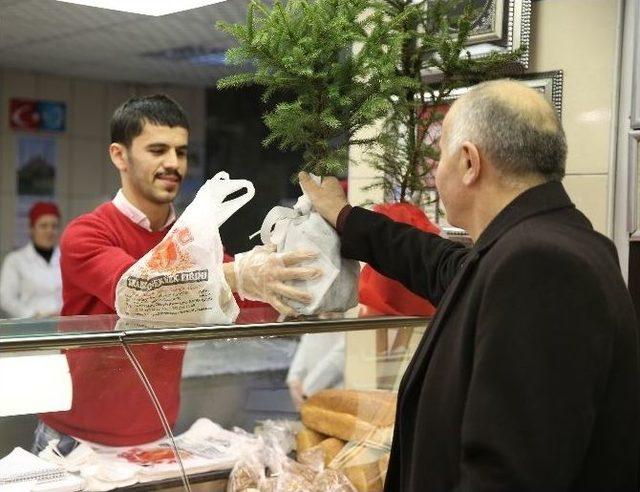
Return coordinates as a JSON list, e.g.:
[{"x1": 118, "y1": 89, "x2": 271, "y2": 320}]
[
  {"x1": 218, "y1": 0, "x2": 525, "y2": 318},
  {"x1": 217, "y1": 0, "x2": 412, "y2": 177}
]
